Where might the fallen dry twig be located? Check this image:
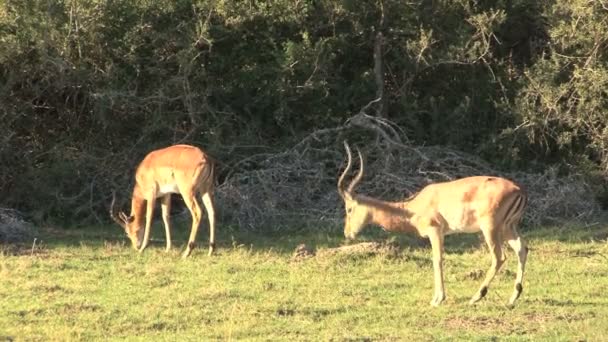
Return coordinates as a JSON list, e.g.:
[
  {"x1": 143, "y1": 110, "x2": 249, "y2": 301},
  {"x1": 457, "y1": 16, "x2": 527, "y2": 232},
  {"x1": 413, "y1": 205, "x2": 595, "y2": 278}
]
[
  {"x1": 216, "y1": 112, "x2": 602, "y2": 231},
  {"x1": 291, "y1": 241, "x2": 399, "y2": 262}
]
